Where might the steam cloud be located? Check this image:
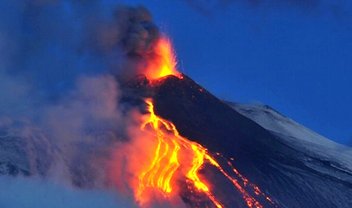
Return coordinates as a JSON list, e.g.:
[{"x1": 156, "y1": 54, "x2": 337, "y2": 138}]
[{"x1": 0, "y1": 1, "x2": 168, "y2": 207}]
